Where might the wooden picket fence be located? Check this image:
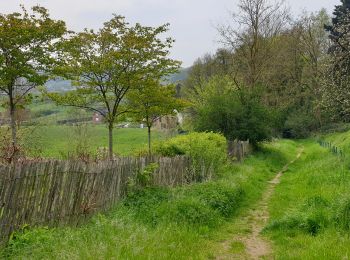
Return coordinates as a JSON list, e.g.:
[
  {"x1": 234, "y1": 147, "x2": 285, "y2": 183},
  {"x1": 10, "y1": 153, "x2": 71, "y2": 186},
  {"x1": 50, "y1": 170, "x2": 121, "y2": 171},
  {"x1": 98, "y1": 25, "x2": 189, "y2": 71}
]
[
  {"x1": 227, "y1": 140, "x2": 252, "y2": 161},
  {"x1": 0, "y1": 156, "x2": 211, "y2": 246}
]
